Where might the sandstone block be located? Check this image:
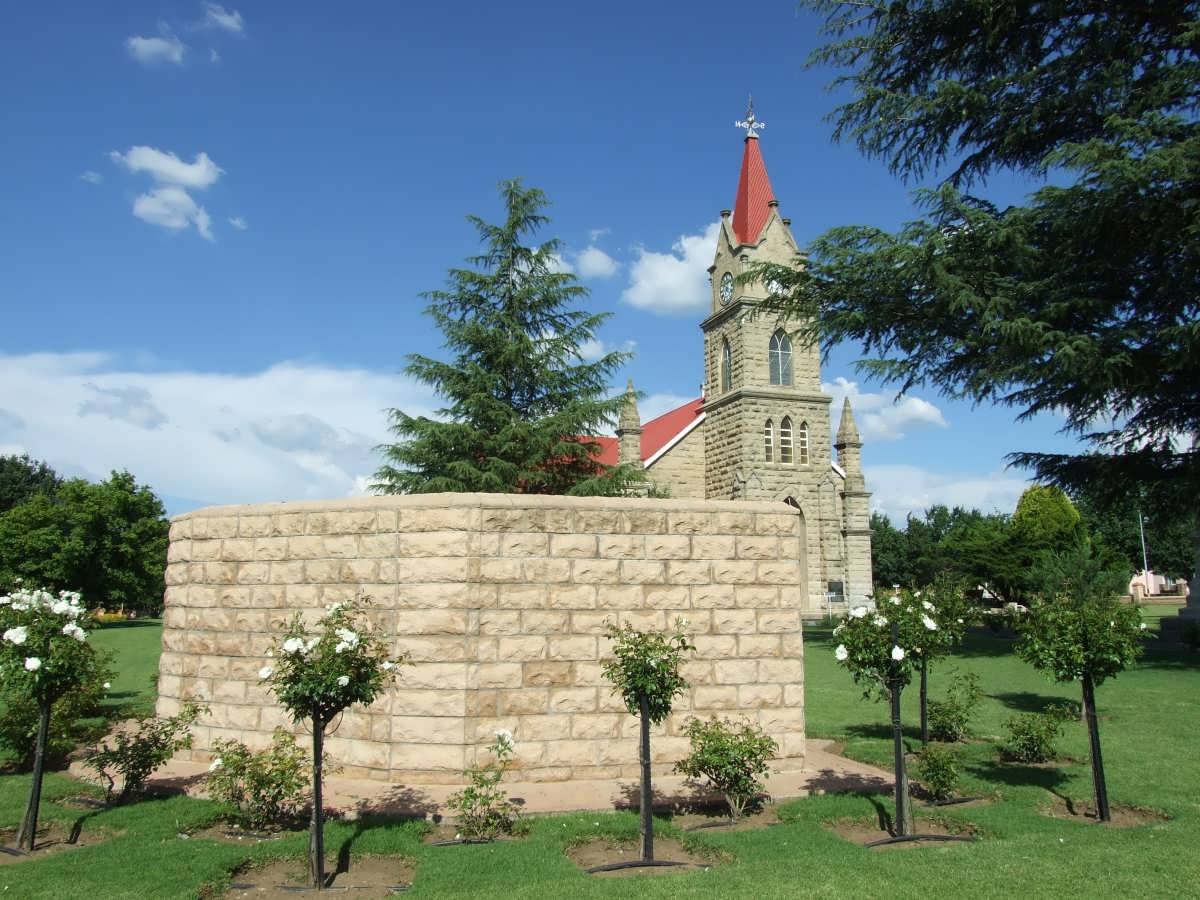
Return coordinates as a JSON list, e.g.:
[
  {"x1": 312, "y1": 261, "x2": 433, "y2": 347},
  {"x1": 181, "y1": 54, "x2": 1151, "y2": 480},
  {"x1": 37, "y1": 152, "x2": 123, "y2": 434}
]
[
  {"x1": 738, "y1": 634, "x2": 782, "y2": 657},
  {"x1": 520, "y1": 610, "x2": 568, "y2": 634},
  {"x1": 759, "y1": 658, "x2": 804, "y2": 683},
  {"x1": 479, "y1": 508, "x2": 524, "y2": 532},
  {"x1": 390, "y1": 716, "x2": 465, "y2": 744},
  {"x1": 735, "y1": 586, "x2": 779, "y2": 609},
  {"x1": 498, "y1": 636, "x2": 546, "y2": 662},
  {"x1": 712, "y1": 609, "x2": 757, "y2": 634},
  {"x1": 595, "y1": 585, "x2": 643, "y2": 610},
  {"x1": 574, "y1": 508, "x2": 621, "y2": 533},
  {"x1": 758, "y1": 610, "x2": 800, "y2": 633},
  {"x1": 570, "y1": 714, "x2": 621, "y2": 739},
  {"x1": 645, "y1": 535, "x2": 692, "y2": 559},
  {"x1": 665, "y1": 561, "x2": 711, "y2": 585},
  {"x1": 547, "y1": 636, "x2": 596, "y2": 660},
  {"x1": 643, "y1": 586, "x2": 690, "y2": 609},
  {"x1": 523, "y1": 661, "x2": 573, "y2": 687},
  {"x1": 518, "y1": 715, "x2": 571, "y2": 741},
  {"x1": 739, "y1": 684, "x2": 782, "y2": 708},
  {"x1": 549, "y1": 534, "x2": 596, "y2": 558},
  {"x1": 667, "y1": 512, "x2": 712, "y2": 535},
  {"x1": 572, "y1": 559, "x2": 621, "y2": 584},
  {"x1": 479, "y1": 610, "x2": 521, "y2": 635},
  {"x1": 550, "y1": 584, "x2": 597, "y2": 609},
  {"x1": 598, "y1": 535, "x2": 644, "y2": 559},
  {"x1": 714, "y1": 659, "x2": 758, "y2": 684},
  {"x1": 523, "y1": 558, "x2": 571, "y2": 583},
  {"x1": 400, "y1": 532, "x2": 473, "y2": 557},
  {"x1": 402, "y1": 506, "x2": 477, "y2": 532},
  {"x1": 403, "y1": 662, "x2": 469, "y2": 690},
  {"x1": 692, "y1": 635, "x2": 738, "y2": 659},
  {"x1": 711, "y1": 561, "x2": 758, "y2": 584},
  {"x1": 498, "y1": 688, "x2": 549, "y2": 716},
  {"x1": 622, "y1": 509, "x2": 667, "y2": 534},
  {"x1": 549, "y1": 688, "x2": 596, "y2": 713}
]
